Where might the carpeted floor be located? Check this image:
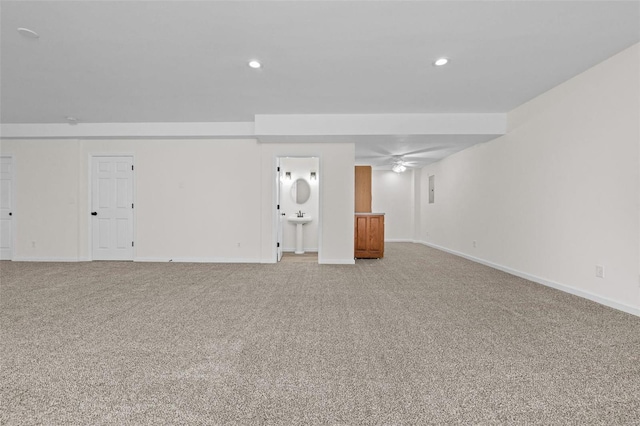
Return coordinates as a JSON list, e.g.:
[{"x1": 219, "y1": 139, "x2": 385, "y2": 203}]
[{"x1": 1, "y1": 243, "x2": 639, "y2": 425}]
